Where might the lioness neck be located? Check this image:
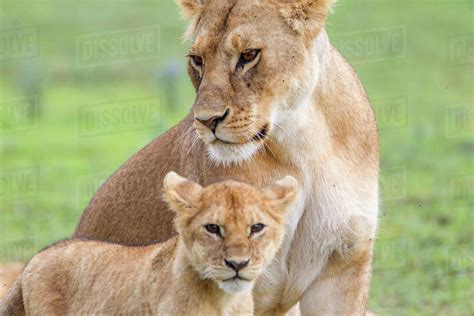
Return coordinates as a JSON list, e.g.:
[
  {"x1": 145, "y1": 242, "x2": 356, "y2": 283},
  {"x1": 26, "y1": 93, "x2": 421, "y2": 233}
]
[{"x1": 270, "y1": 30, "x2": 378, "y2": 169}]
